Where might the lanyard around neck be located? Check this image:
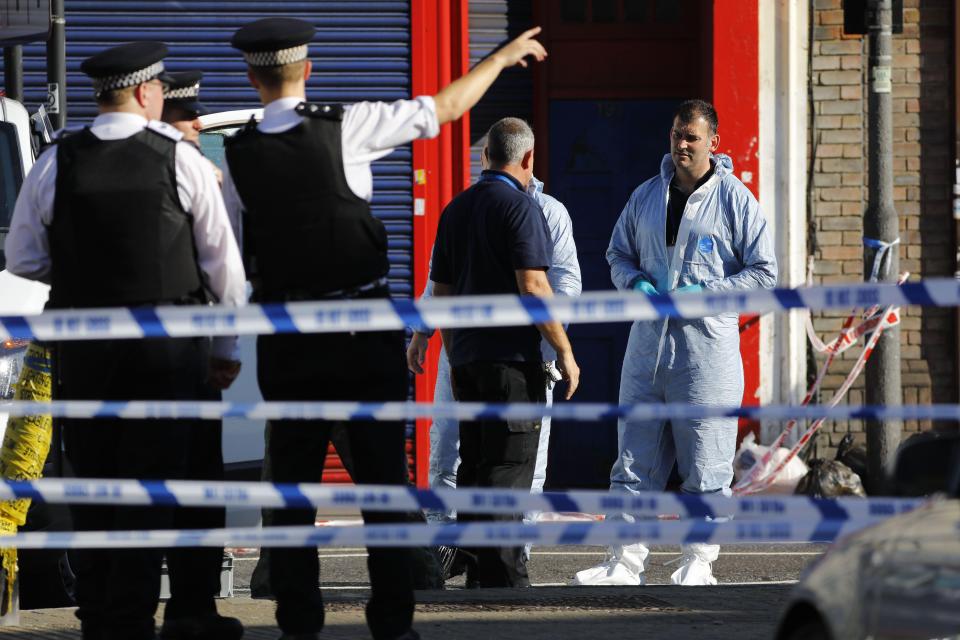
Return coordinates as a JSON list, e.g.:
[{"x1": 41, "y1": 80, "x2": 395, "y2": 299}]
[{"x1": 481, "y1": 172, "x2": 522, "y2": 192}]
